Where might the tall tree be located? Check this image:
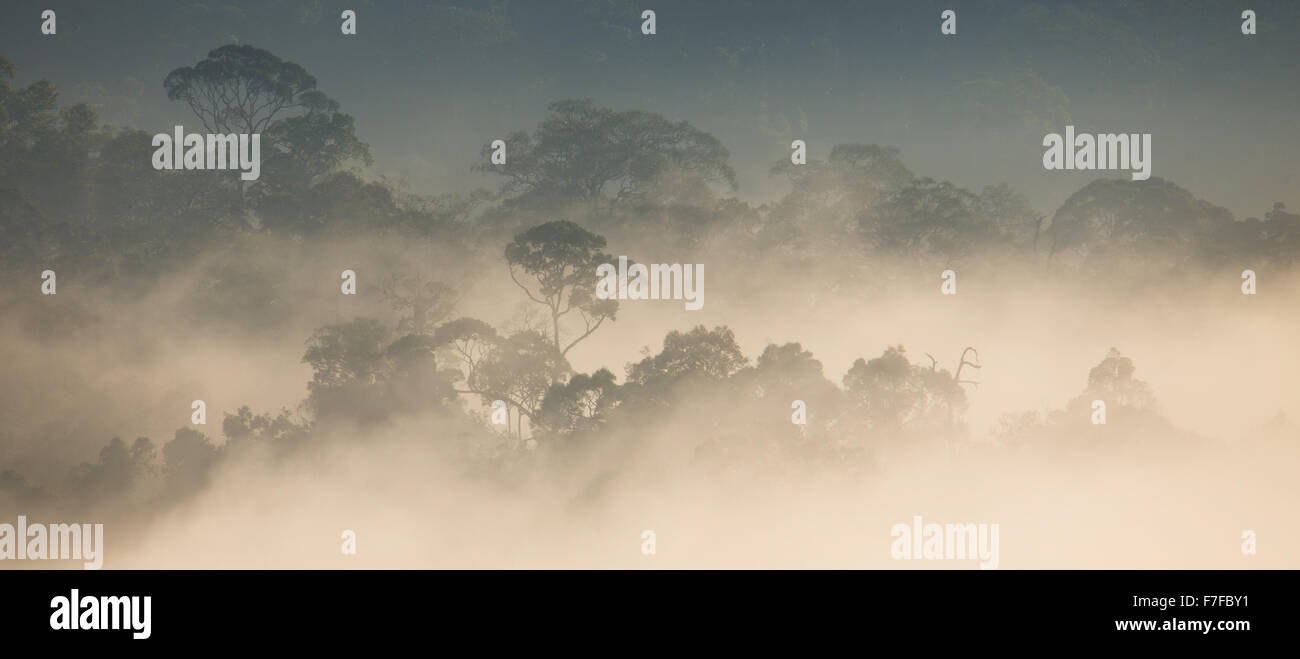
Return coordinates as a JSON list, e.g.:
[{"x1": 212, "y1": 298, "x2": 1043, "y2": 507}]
[
  {"x1": 163, "y1": 45, "x2": 339, "y2": 200},
  {"x1": 163, "y1": 44, "x2": 329, "y2": 136},
  {"x1": 504, "y1": 220, "x2": 617, "y2": 380}
]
